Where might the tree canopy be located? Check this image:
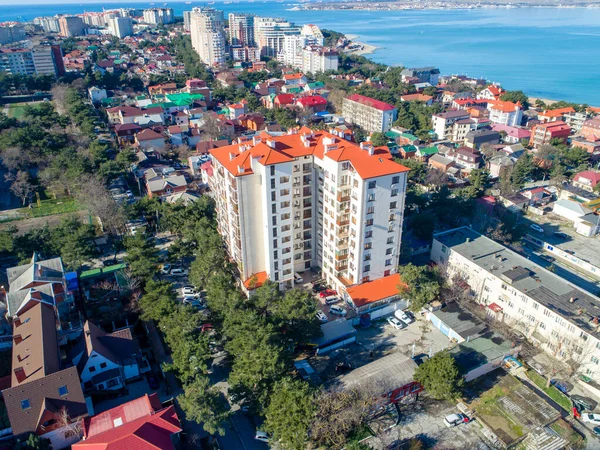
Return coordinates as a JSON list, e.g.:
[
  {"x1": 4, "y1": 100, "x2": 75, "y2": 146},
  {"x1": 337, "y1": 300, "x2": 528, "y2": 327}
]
[{"x1": 413, "y1": 350, "x2": 464, "y2": 400}]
